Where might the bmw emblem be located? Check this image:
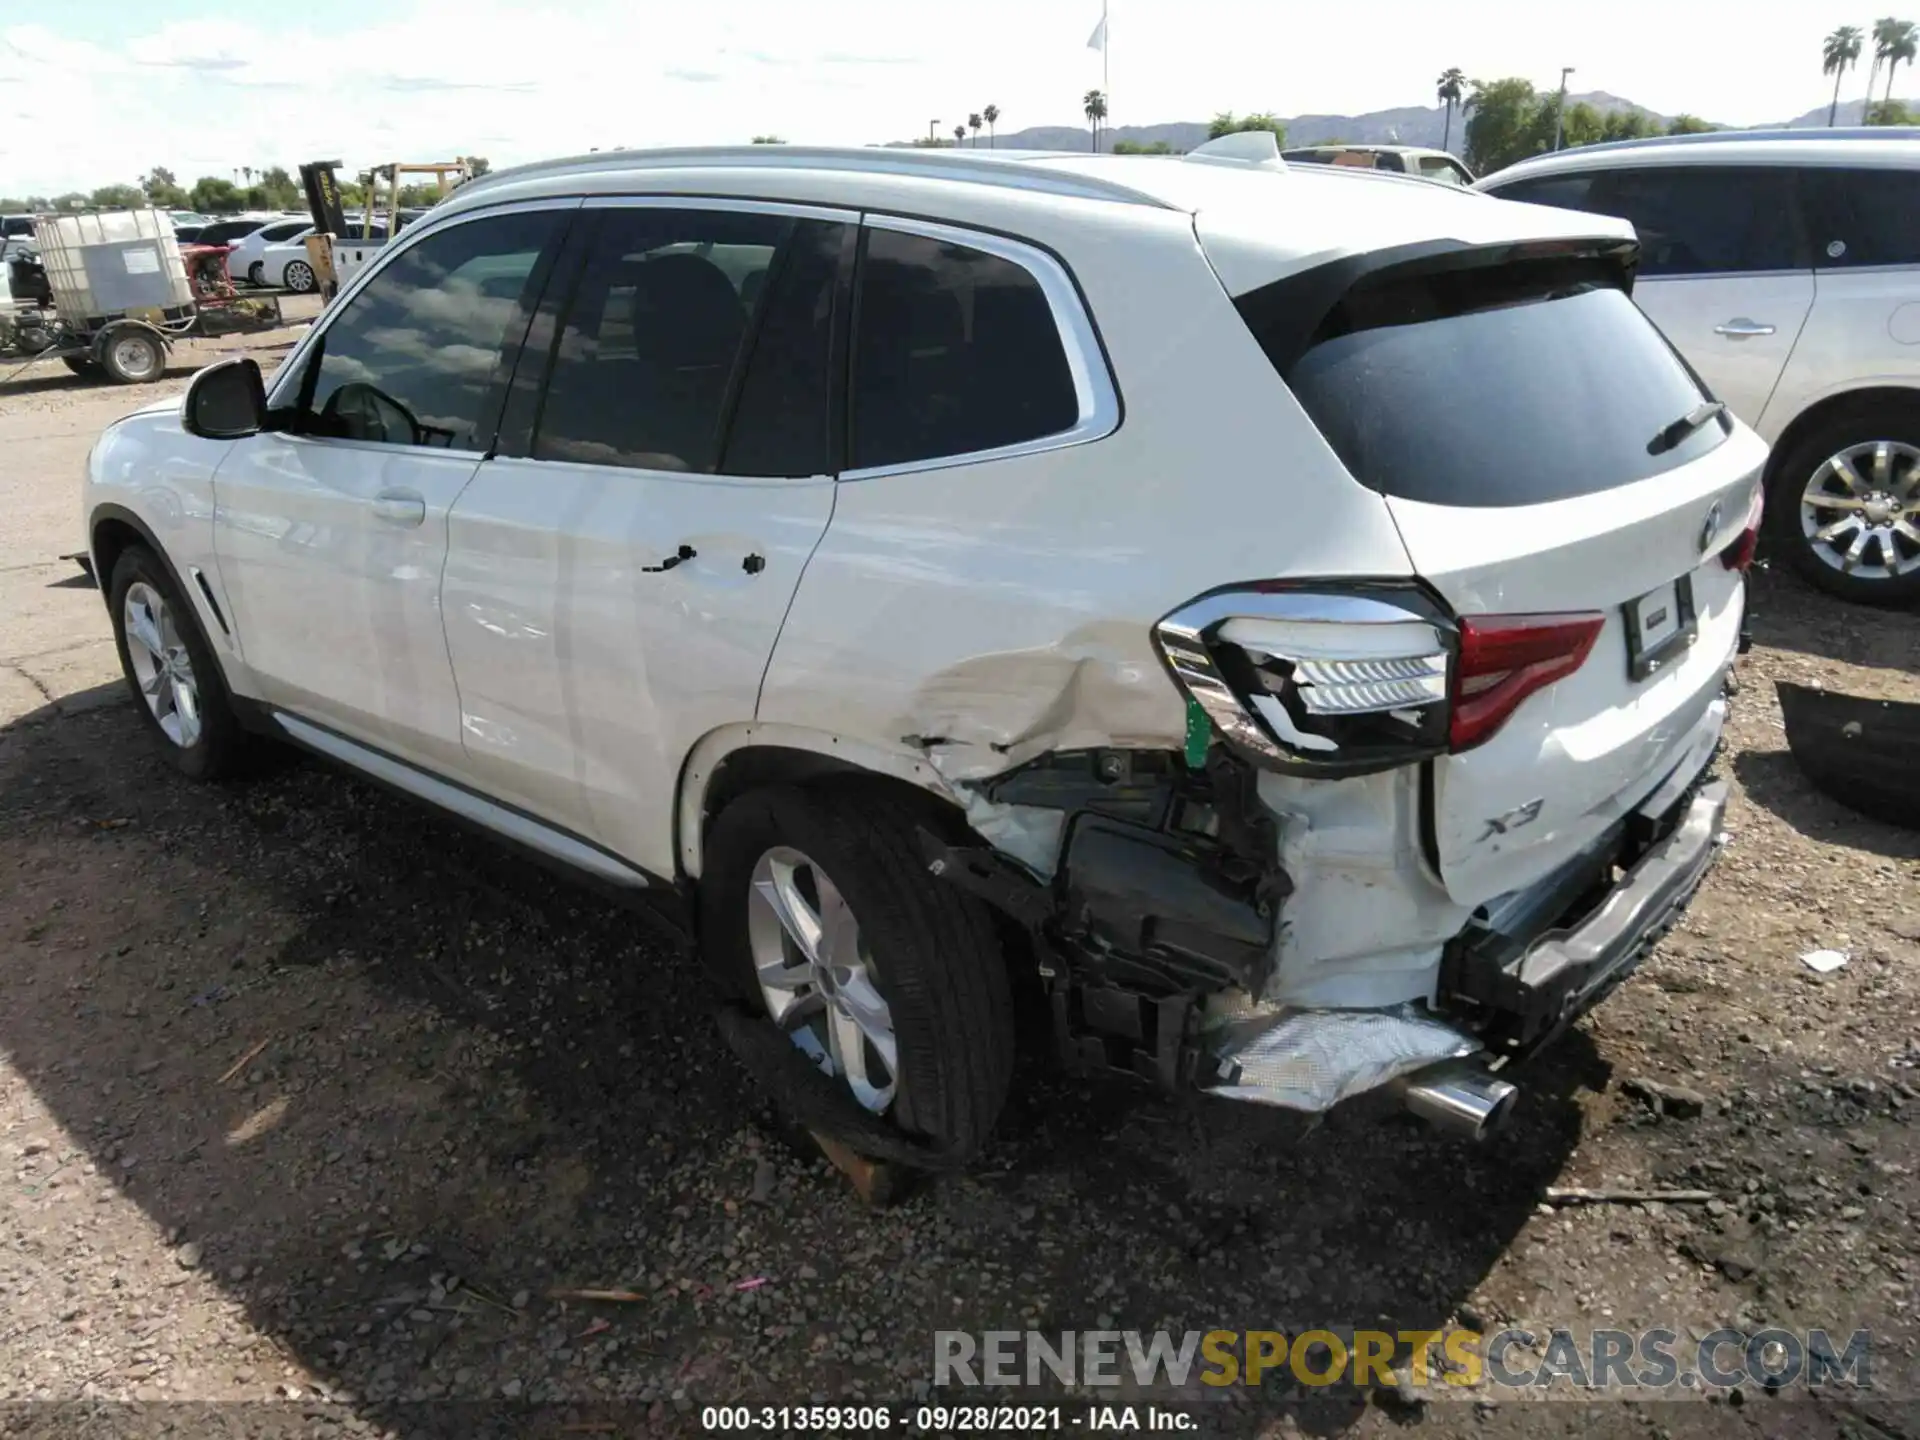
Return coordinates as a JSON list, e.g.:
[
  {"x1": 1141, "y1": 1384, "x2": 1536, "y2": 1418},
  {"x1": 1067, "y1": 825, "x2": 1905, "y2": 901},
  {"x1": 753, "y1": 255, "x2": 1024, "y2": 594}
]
[{"x1": 1698, "y1": 501, "x2": 1723, "y2": 555}]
